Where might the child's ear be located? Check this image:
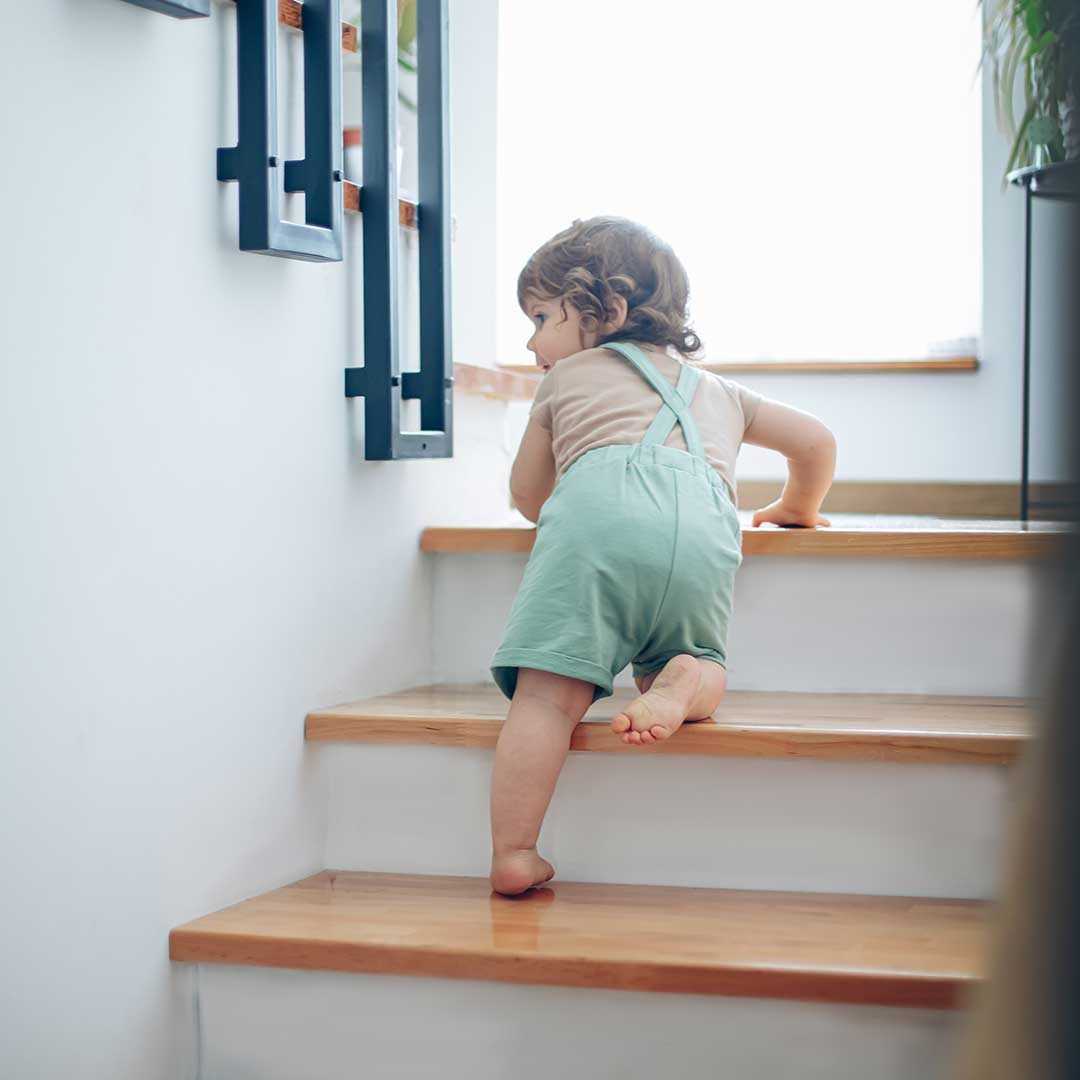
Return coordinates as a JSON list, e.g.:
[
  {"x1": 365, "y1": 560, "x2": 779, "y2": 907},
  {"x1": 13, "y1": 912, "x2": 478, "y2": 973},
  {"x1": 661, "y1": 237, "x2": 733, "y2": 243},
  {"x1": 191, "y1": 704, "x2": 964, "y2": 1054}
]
[{"x1": 603, "y1": 295, "x2": 629, "y2": 333}]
